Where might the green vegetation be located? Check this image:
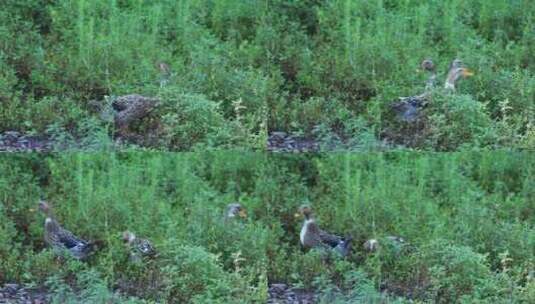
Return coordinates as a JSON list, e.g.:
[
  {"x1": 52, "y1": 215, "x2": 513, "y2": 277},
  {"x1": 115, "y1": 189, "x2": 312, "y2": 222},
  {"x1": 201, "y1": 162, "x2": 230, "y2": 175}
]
[
  {"x1": 1, "y1": 0, "x2": 533, "y2": 150},
  {"x1": 1, "y1": 152, "x2": 533, "y2": 302}
]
